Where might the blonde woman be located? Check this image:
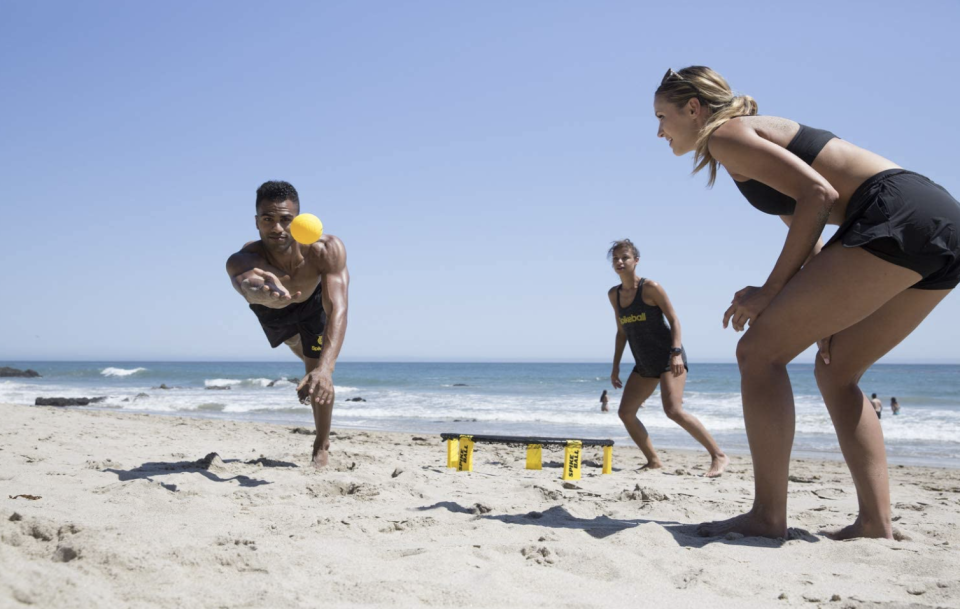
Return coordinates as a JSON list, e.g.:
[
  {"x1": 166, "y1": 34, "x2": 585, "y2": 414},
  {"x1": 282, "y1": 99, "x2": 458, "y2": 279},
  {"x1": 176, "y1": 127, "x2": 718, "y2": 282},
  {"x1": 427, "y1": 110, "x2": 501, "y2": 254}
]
[{"x1": 654, "y1": 66, "x2": 960, "y2": 539}]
